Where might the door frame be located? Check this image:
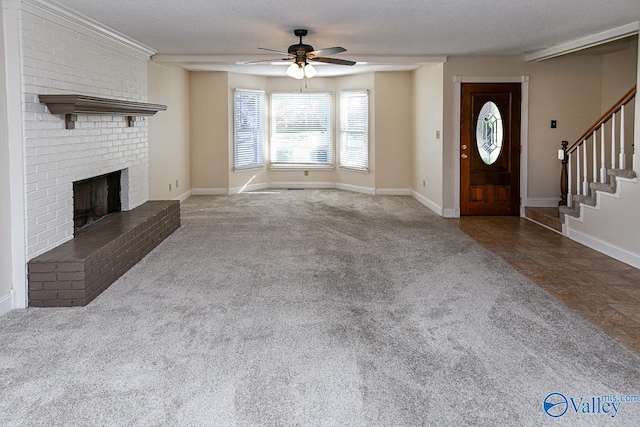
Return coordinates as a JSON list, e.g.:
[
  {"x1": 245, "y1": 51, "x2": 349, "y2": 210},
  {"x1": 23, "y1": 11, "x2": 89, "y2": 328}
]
[{"x1": 453, "y1": 76, "x2": 529, "y2": 218}]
